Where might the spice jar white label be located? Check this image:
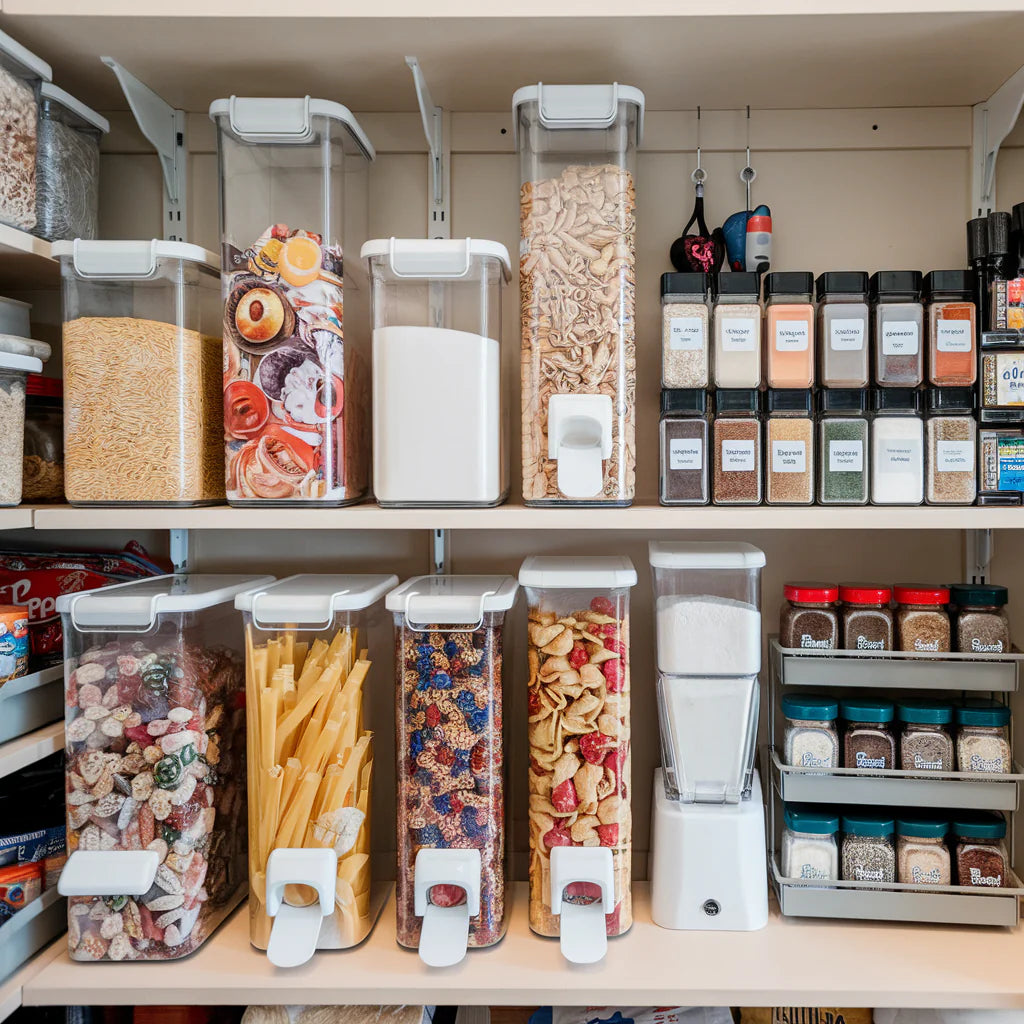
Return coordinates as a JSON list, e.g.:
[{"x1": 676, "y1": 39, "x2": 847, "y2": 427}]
[
  {"x1": 669, "y1": 437, "x2": 703, "y2": 470},
  {"x1": 669, "y1": 317, "x2": 705, "y2": 351},
  {"x1": 830, "y1": 318, "x2": 865, "y2": 351},
  {"x1": 772, "y1": 441, "x2": 806, "y2": 473},
  {"x1": 721, "y1": 440, "x2": 756, "y2": 472},
  {"x1": 882, "y1": 321, "x2": 920, "y2": 355},
  {"x1": 937, "y1": 320, "x2": 972, "y2": 352},
  {"x1": 878, "y1": 438, "x2": 922, "y2": 473},
  {"x1": 995, "y1": 354, "x2": 1024, "y2": 405},
  {"x1": 829, "y1": 440, "x2": 863, "y2": 472},
  {"x1": 936, "y1": 440, "x2": 974, "y2": 472},
  {"x1": 775, "y1": 320, "x2": 809, "y2": 352},
  {"x1": 721, "y1": 319, "x2": 757, "y2": 351}
]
